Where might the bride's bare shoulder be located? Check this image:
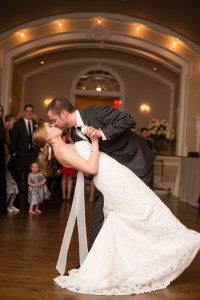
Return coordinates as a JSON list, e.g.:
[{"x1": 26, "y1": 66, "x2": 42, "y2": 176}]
[
  {"x1": 58, "y1": 143, "x2": 76, "y2": 154},
  {"x1": 55, "y1": 143, "x2": 77, "y2": 168}
]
